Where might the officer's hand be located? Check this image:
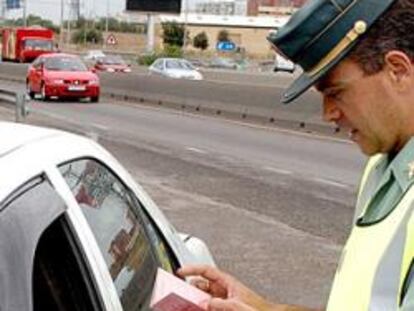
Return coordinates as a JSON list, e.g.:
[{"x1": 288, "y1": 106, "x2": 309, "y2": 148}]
[
  {"x1": 177, "y1": 265, "x2": 276, "y2": 311},
  {"x1": 209, "y1": 298, "x2": 258, "y2": 311}
]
